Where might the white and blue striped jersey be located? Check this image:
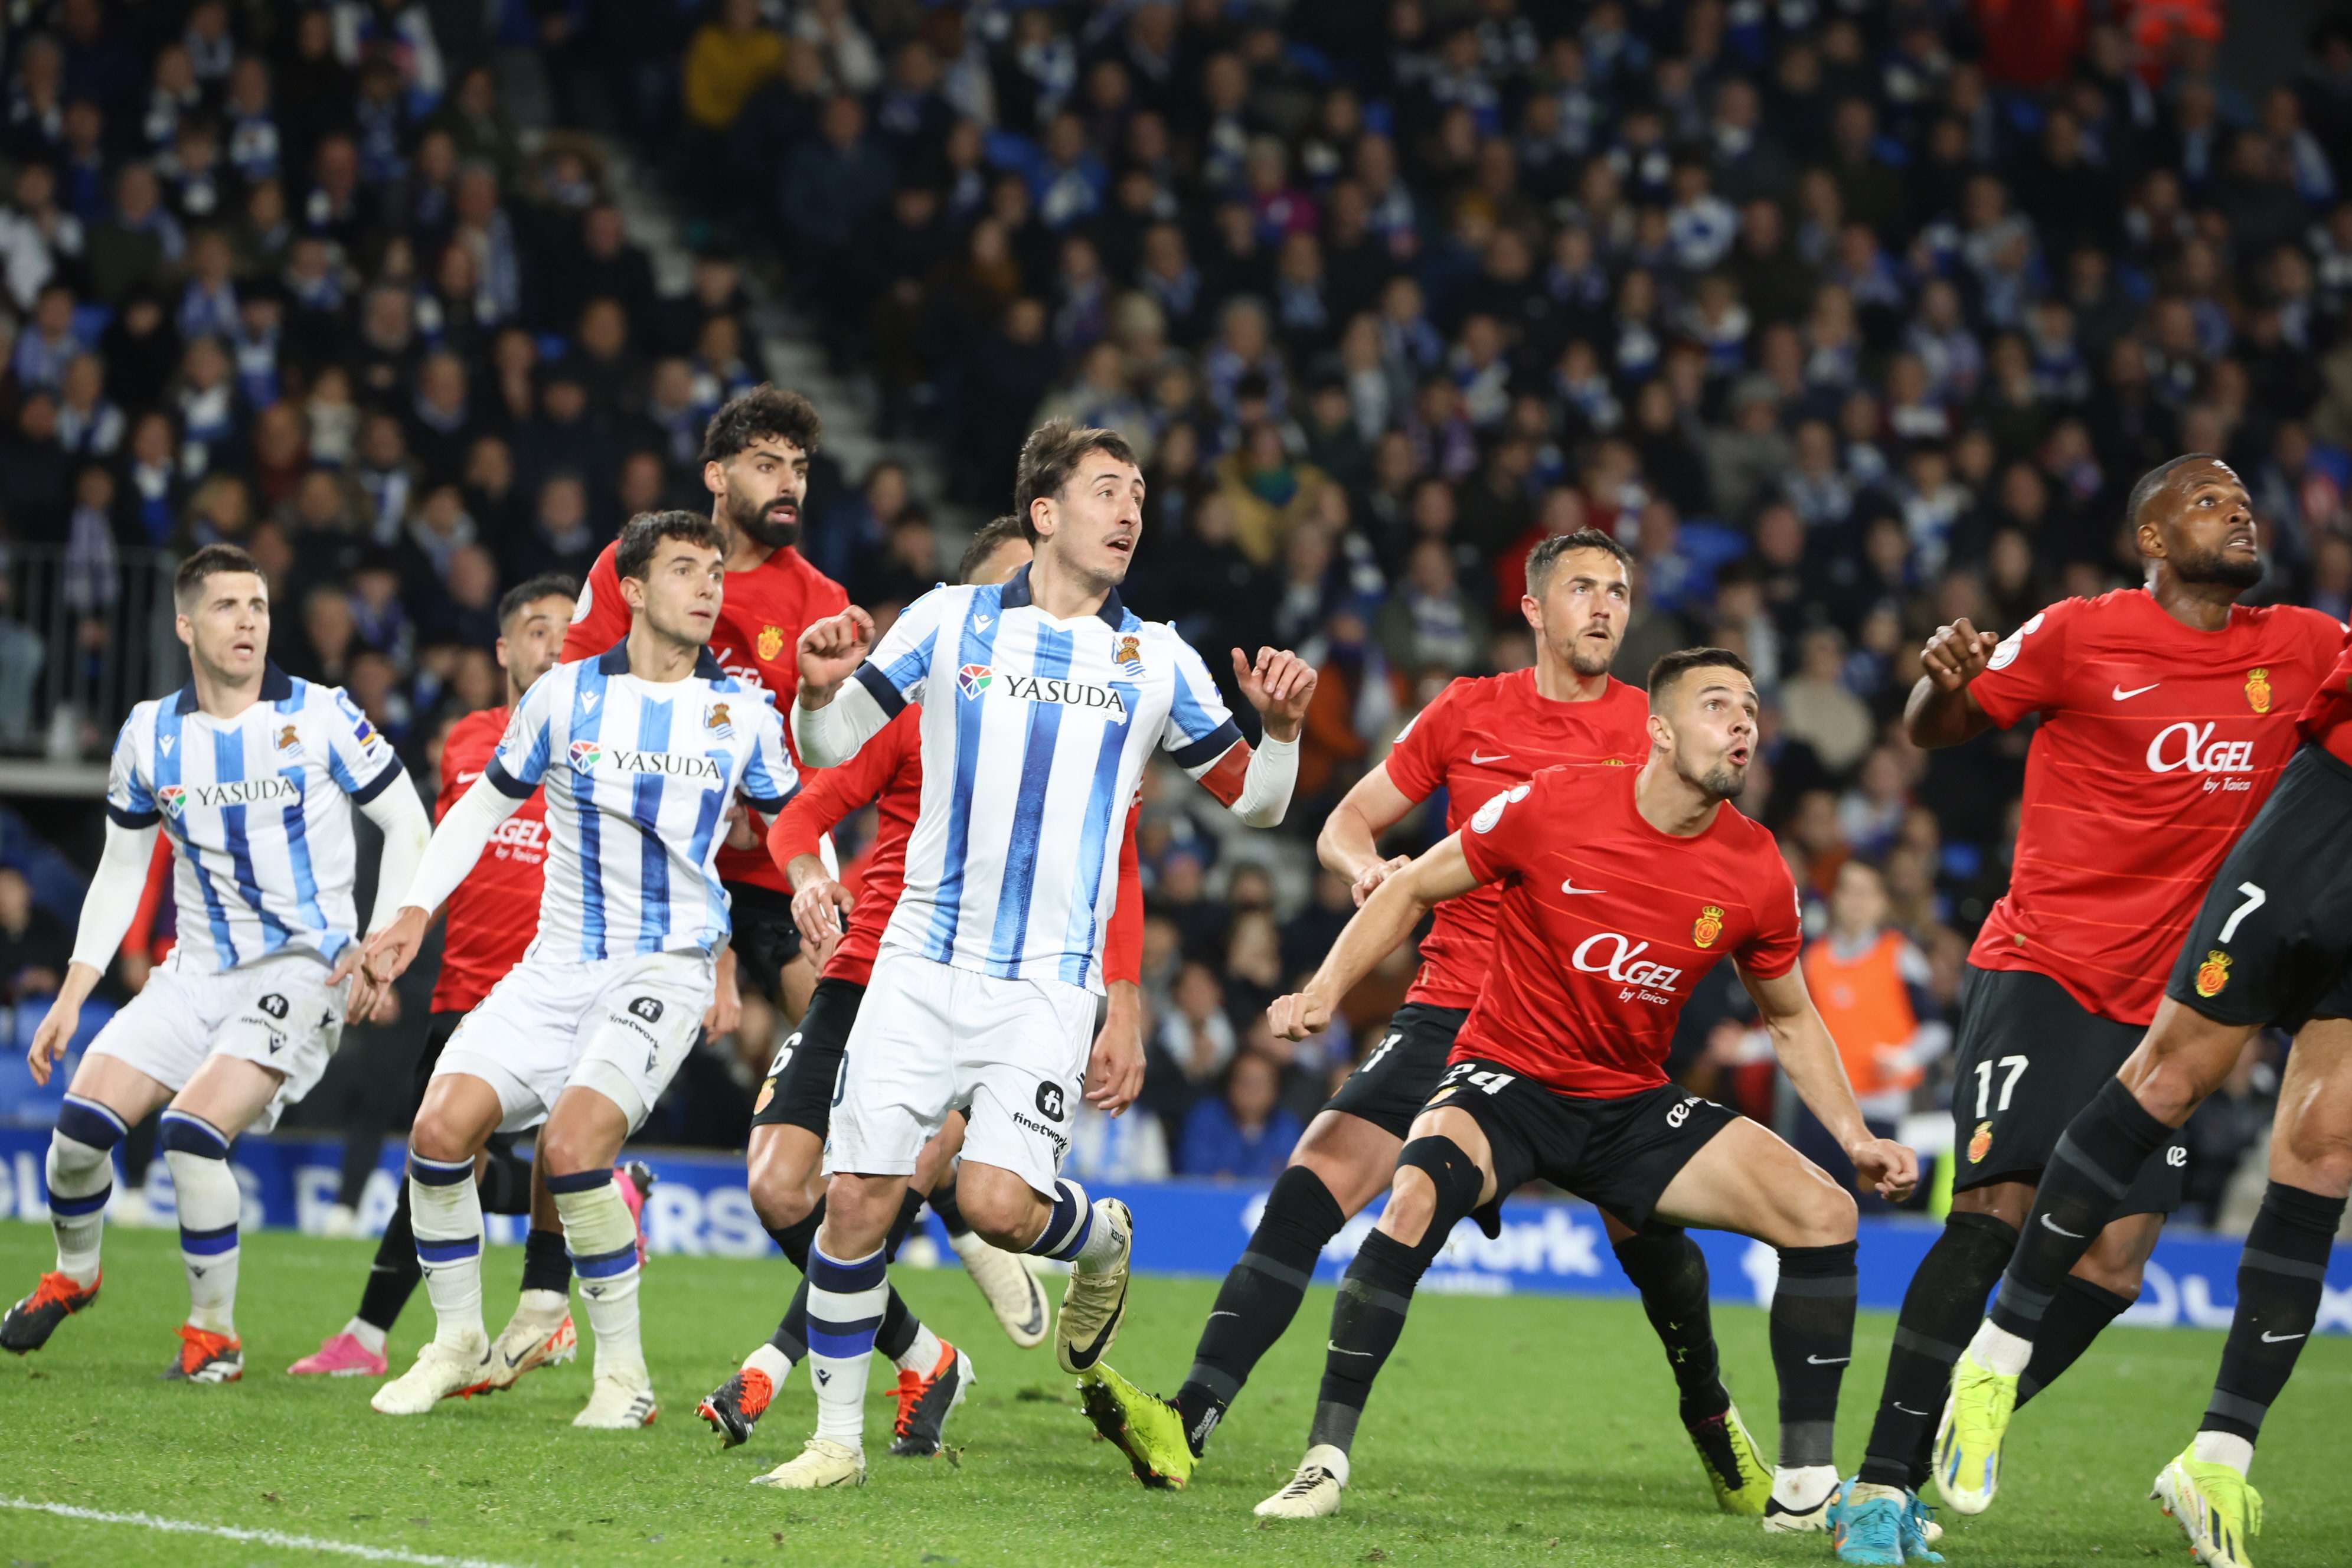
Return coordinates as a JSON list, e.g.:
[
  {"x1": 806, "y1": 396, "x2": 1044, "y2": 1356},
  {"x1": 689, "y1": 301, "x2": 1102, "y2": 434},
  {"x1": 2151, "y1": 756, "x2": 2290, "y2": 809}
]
[
  {"x1": 851, "y1": 564, "x2": 1242, "y2": 992},
  {"x1": 488, "y1": 641, "x2": 798, "y2": 961},
  {"x1": 106, "y1": 665, "x2": 406, "y2": 972}
]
